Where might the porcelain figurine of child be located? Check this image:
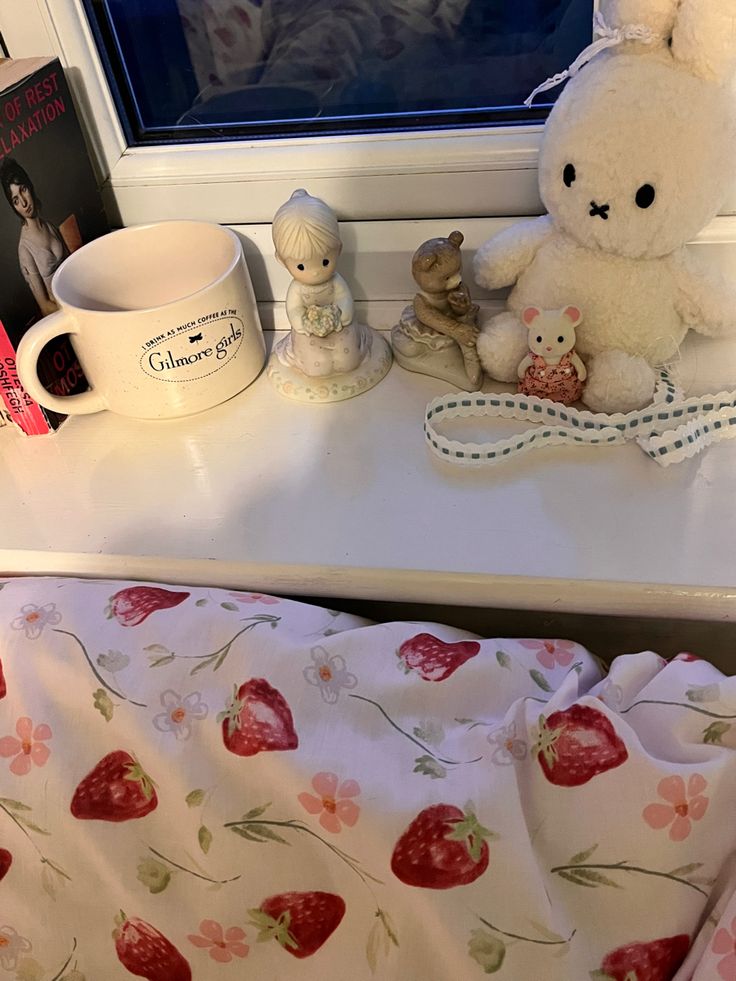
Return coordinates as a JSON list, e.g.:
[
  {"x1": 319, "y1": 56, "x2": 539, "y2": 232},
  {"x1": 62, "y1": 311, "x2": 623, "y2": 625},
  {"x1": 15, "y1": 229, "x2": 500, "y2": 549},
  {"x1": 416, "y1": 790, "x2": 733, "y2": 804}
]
[
  {"x1": 268, "y1": 188, "x2": 391, "y2": 402},
  {"x1": 518, "y1": 305, "x2": 586, "y2": 404}
]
